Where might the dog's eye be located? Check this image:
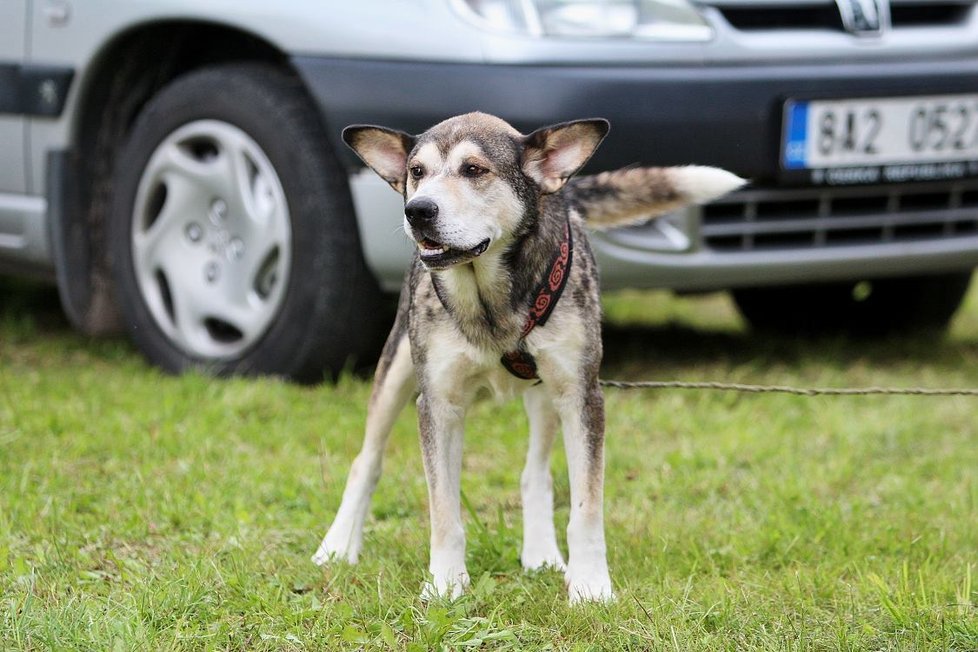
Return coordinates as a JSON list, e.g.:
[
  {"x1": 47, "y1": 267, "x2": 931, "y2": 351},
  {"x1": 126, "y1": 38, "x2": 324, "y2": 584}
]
[
  {"x1": 462, "y1": 164, "x2": 488, "y2": 178},
  {"x1": 409, "y1": 165, "x2": 424, "y2": 180}
]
